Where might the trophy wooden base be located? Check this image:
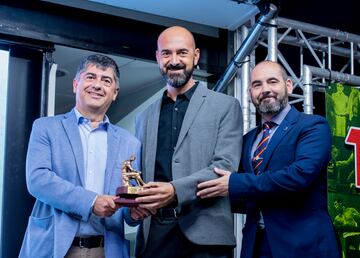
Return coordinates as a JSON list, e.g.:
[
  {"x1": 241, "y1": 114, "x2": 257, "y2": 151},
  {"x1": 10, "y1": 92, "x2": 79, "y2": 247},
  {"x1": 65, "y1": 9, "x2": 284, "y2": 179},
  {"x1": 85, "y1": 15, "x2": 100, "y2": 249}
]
[
  {"x1": 115, "y1": 186, "x2": 143, "y2": 207},
  {"x1": 117, "y1": 186, "x2": 142, "y2": 195},
  {"x1": 114, "y1": 196, "x2": 138, "y2": 207}
]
